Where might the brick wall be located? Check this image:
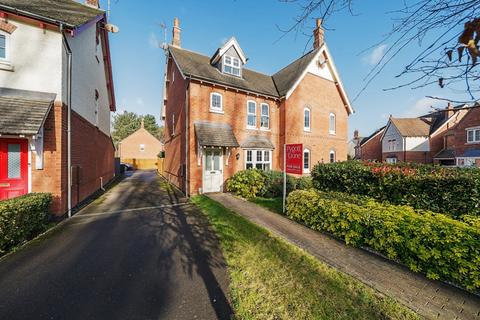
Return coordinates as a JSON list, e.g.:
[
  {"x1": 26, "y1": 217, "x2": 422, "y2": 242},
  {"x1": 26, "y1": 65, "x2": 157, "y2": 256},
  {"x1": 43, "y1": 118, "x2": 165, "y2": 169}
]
[
  {"x1": 31, "y1": 100, "x2": 67, "y2": 214},
  {"x1": 360, "y1": 133, "x2": 382, "y2": 161},
  {"x1": 119, "y1": 128, "x2": 163, "y2": 160},
  {"x1": 451, "y1": 107, "x2": 480, "y2": 157},
  {"x1": 382, "y1": 151, "x2": 430, "y2": 163}
]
